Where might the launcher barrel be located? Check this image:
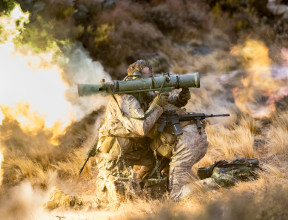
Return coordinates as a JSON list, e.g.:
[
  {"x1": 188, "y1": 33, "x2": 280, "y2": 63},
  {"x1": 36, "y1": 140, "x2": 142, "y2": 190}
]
[{"x1": 78, "y1": 72, "x2": 200, "y2": 96}]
